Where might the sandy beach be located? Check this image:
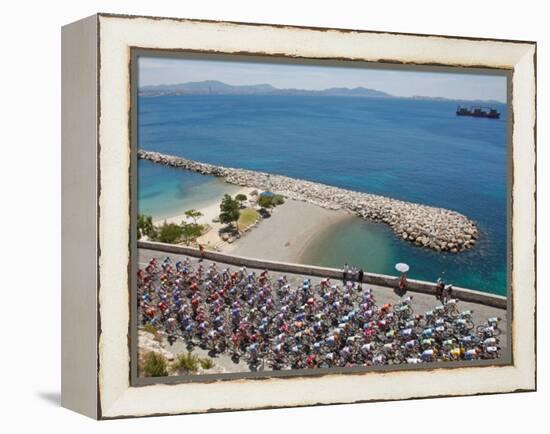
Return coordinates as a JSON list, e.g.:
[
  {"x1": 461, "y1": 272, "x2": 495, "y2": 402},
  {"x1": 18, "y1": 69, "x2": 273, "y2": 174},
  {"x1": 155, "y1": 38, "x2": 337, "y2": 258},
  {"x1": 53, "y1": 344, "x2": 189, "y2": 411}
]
[
  {"x1": 228, "y1": 199, "x2": 352, "y2": 263},
  {"x1": 140, "y1": 150, "x2": 480, "y2": 254},
  {"x1": 150, "y1": 183, "x2": 351, "y2": 262},
  {"x1": 152, "y1": 186, "x2": 257, "y2": 251},
  {"x1": 151, "y1": 186, "x2": 255, "y2": 227}
]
